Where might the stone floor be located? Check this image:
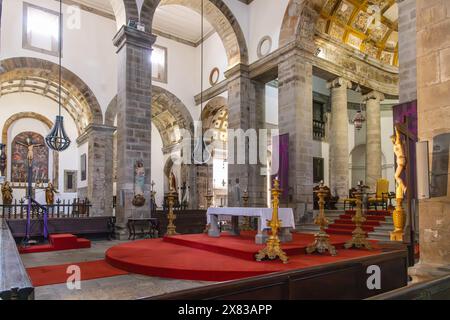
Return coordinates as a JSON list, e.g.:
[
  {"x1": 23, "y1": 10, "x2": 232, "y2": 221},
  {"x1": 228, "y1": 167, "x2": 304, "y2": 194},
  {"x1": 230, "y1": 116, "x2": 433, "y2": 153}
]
[{"x1": 21, "y1": 240, "x2": 213, "y2": 300}]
